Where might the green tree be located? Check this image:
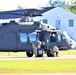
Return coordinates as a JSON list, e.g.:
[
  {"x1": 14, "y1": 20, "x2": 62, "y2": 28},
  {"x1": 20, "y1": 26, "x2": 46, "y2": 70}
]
[
  {"x1": 48, "y1": 0, "x2": 66, "y2": 8},
  {"x1": 17, "y1": 5, "x2": 24, "y2": 10},
  {"x1": 58, "y1": 0, "x2": 66, "y2": 9},
  {"x1": 49, "y1": 0, "x2": 52, "y2": 6},
  {"x1": 70, "y1": 0, "x2": 76, "y2": 14},
  {"x1": 66, "y1": 0, "x2": 76, "y2": 14}
]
